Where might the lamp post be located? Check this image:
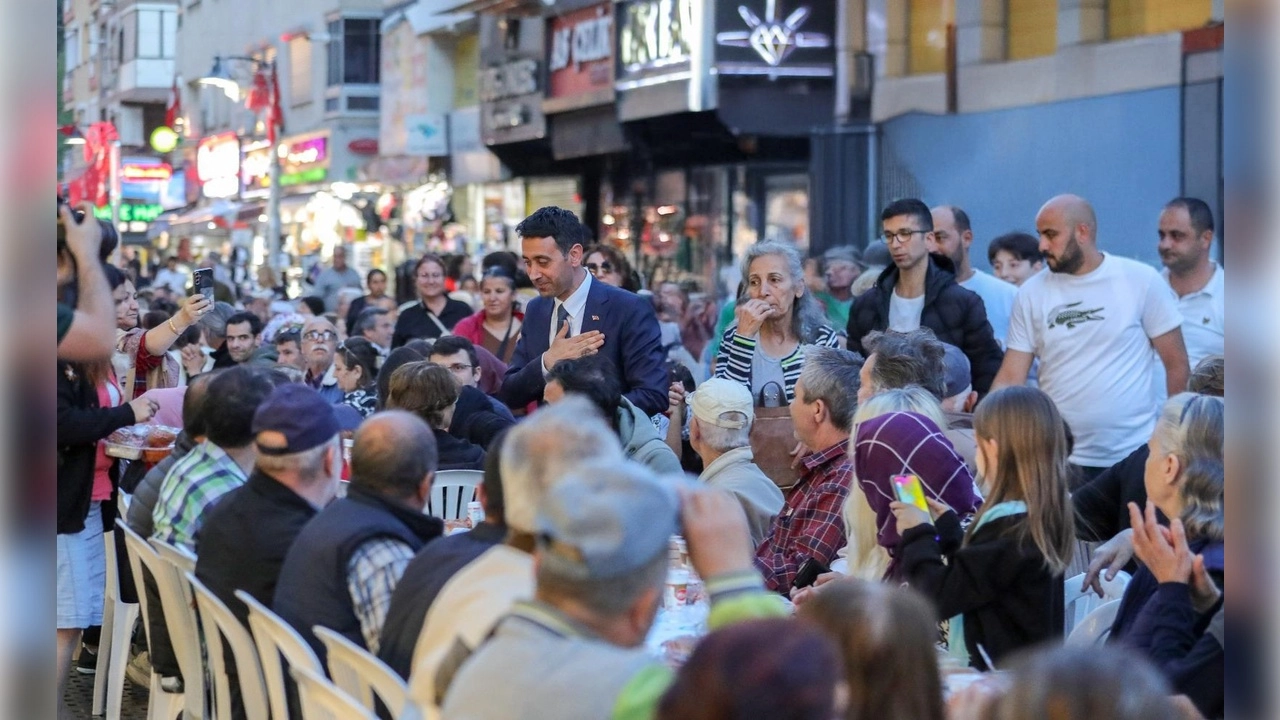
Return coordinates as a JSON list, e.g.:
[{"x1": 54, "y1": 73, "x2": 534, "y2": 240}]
[{"x1": 198, "y1": 55, "x2": 284, "y2": 278}]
